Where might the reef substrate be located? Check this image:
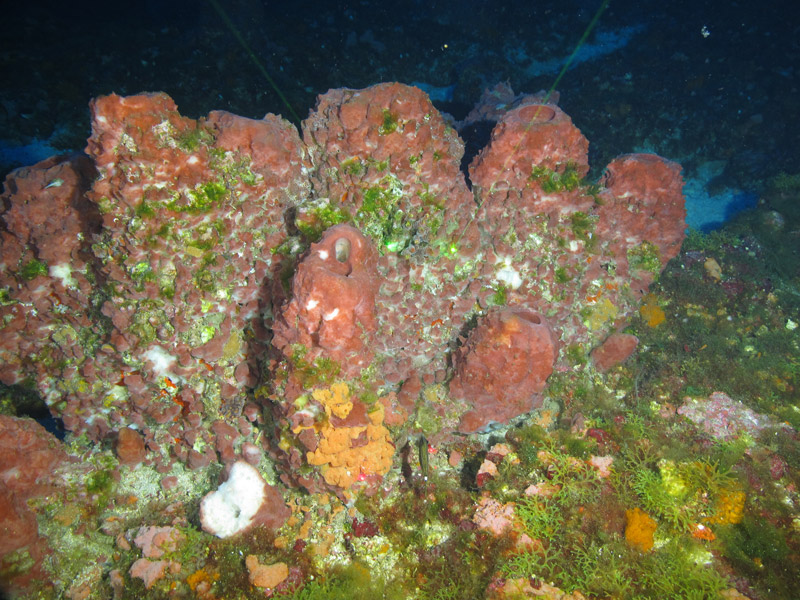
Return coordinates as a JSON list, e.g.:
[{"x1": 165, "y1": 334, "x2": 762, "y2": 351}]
[{"x1": 2, "y1": 83, "x2": 796, "y2": 599}]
